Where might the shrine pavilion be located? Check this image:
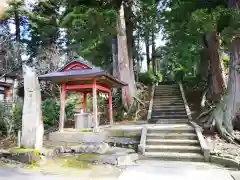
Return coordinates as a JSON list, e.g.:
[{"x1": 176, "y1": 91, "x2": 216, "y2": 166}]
[{"x1": 39, "y1": 58, "x2": 127, "y2": 132}]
